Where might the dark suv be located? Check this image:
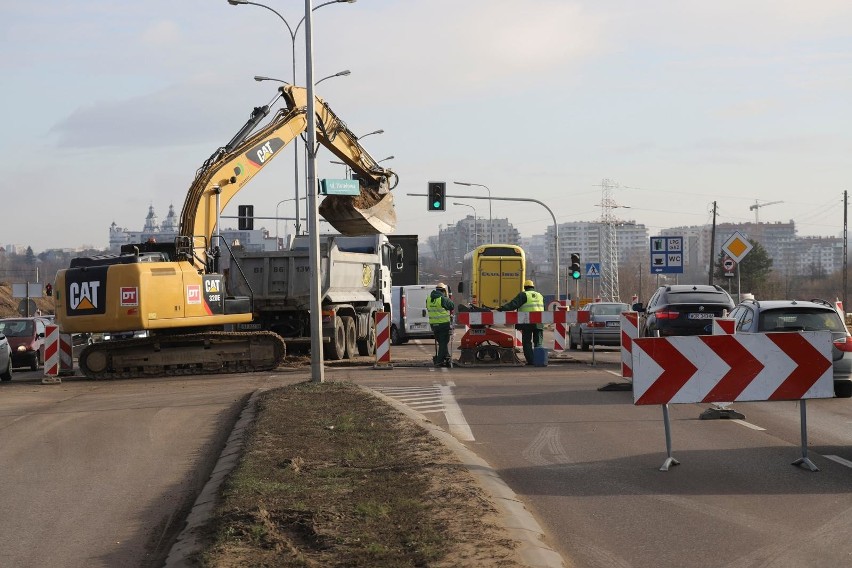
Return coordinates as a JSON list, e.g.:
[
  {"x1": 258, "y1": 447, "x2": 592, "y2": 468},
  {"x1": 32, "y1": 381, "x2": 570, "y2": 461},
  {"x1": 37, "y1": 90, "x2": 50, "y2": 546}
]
[
  {"x1": 635, "y1": 284, "x2": 735, "y2": 337},
  {"x1": 729, "y1": 298, "x2": 852, "y2": 398}
]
